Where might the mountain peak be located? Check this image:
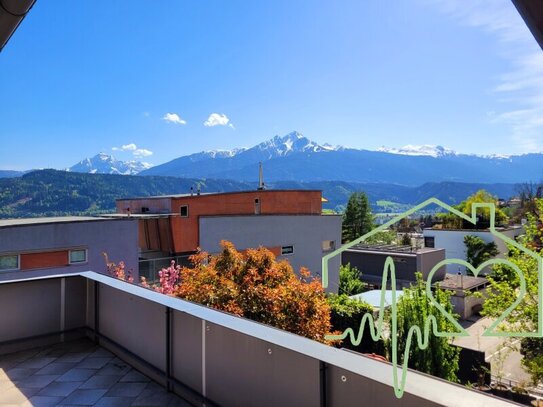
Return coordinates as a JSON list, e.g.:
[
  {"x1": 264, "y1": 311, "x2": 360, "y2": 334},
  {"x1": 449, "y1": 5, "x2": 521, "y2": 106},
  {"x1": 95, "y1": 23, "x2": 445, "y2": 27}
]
[
  {"x1": 68, "y1": 153, "x2": 152, "y2": 175},
  {"x1": 377, "y1": 144, "x2": 457, "y2": 158}
]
